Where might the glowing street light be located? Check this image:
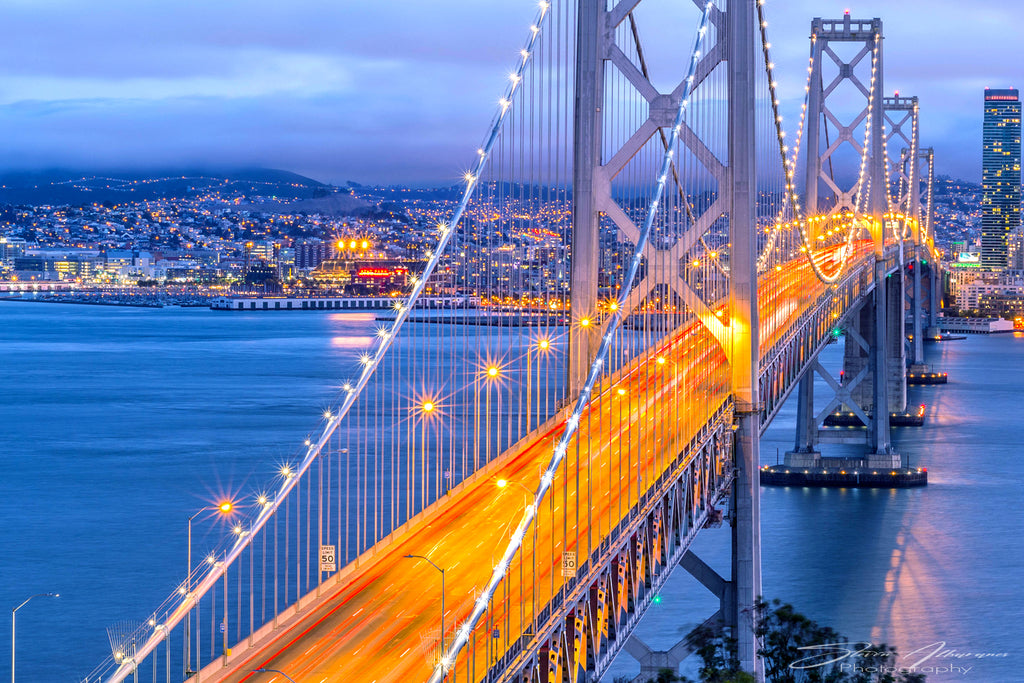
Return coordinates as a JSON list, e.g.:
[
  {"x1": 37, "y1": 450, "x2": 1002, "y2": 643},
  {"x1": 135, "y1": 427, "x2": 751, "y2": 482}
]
[
  {"x1": 486, "y1": 365, "x2": 501, "y2": 379},
  {"x1": 496, "y1": 478, "x2": 533, "y2": 499},
  {"x1": 185, "y1": 501, "x2": 234, "y2": 677},
  {"x1": 11, "y1": 593, "x2": 59, "y2": 683}
]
